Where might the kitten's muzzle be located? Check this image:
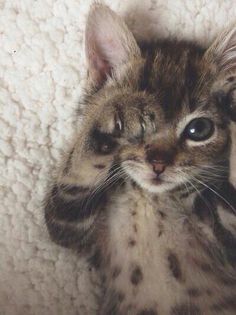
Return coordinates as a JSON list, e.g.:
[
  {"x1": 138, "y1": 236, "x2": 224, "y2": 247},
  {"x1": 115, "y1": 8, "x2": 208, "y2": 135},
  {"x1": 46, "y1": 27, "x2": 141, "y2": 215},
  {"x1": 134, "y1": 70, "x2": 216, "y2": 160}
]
[
  {"x1": 152, "y1": 161, "x2": 166, "y2": 176},
  {"x1": 146, "y1": 145, "x2": 175, "y2": 176}
]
